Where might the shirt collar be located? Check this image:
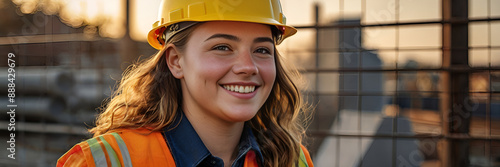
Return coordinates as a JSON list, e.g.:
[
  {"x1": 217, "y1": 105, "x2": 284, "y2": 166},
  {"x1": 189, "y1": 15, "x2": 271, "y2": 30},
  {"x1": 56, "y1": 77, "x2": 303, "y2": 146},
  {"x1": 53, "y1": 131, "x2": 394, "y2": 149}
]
[{"x1": 163, "y1": 112, "x2": 264, "y2": 167}]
